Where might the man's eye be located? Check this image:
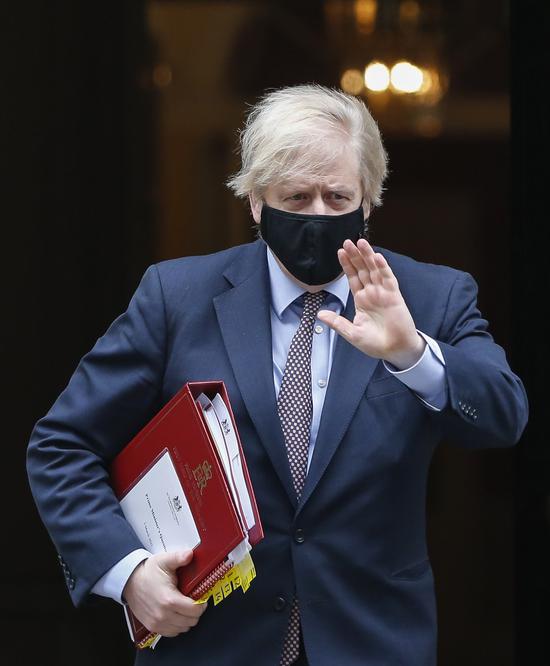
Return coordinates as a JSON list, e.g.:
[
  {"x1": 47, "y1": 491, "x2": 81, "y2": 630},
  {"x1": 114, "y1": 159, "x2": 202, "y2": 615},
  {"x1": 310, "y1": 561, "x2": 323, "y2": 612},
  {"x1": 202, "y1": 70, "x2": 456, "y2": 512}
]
[{"x1": 288, "y1": 194, "x2": 305, "y2": 200}]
